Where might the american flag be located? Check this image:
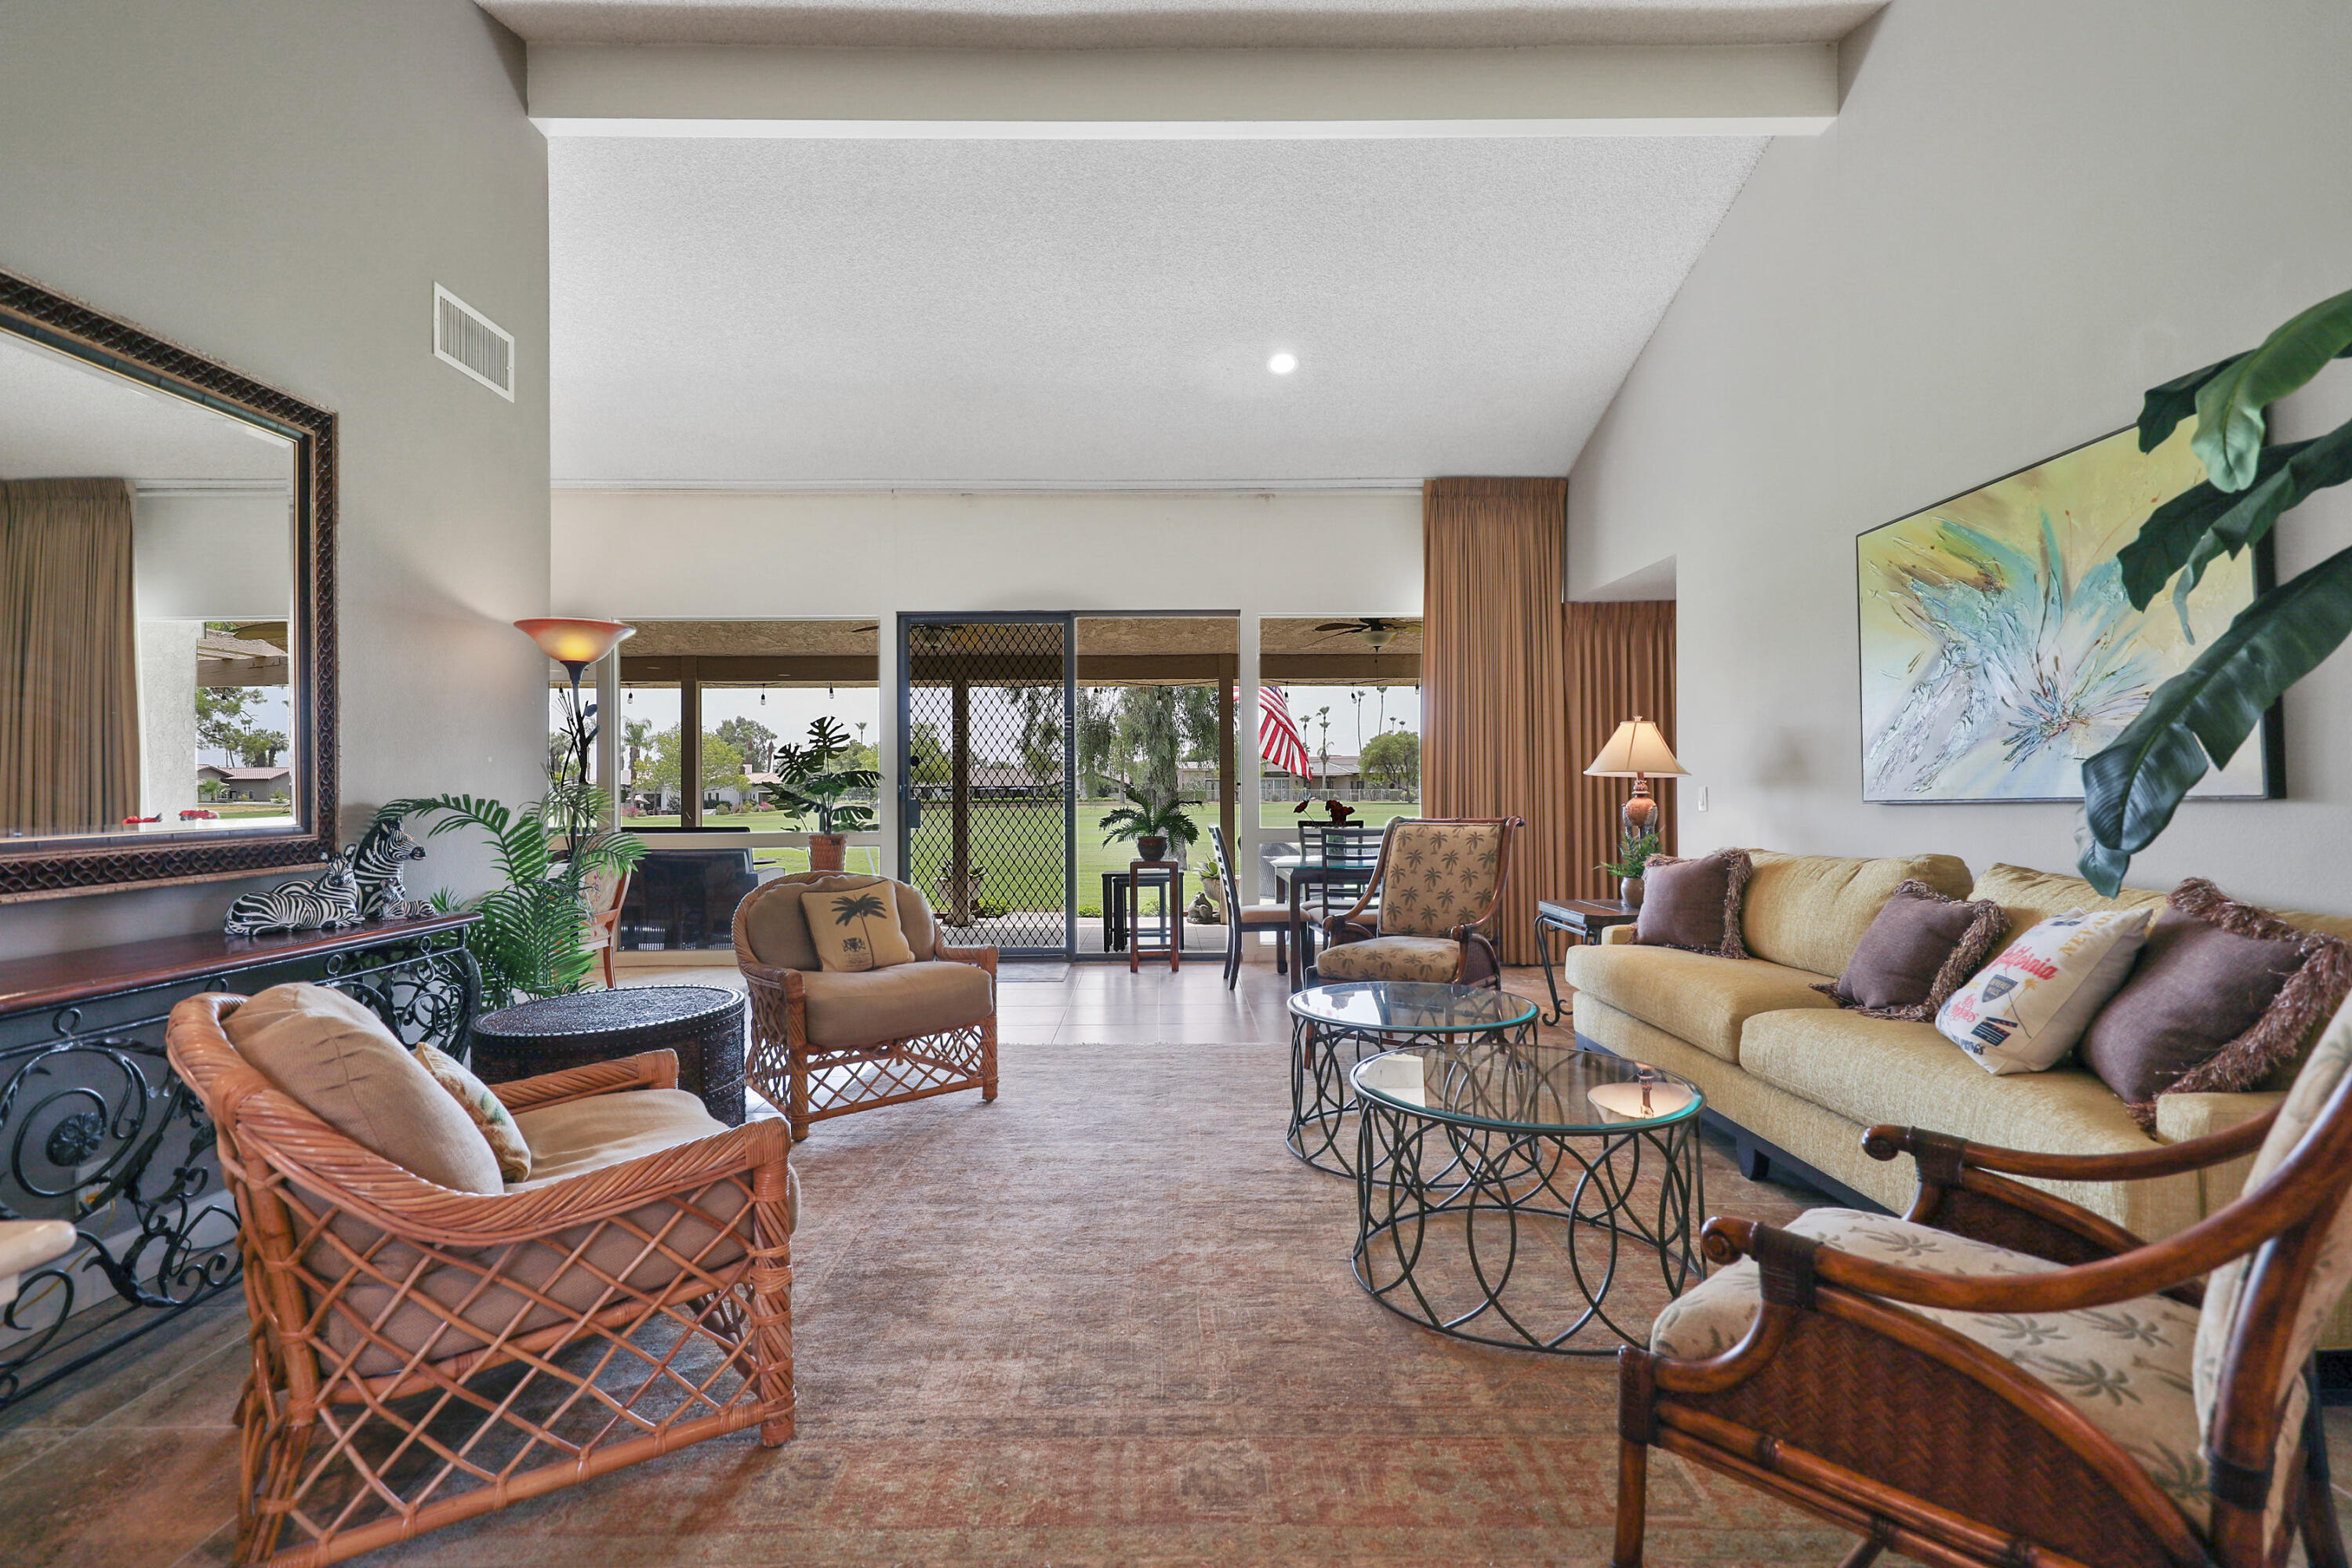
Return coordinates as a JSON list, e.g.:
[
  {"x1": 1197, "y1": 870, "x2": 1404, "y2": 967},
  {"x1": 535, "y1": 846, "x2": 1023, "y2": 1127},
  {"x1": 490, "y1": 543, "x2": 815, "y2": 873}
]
[{"x1": 1255, "y1": 684, "x2": 1313, "y2": 780}]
